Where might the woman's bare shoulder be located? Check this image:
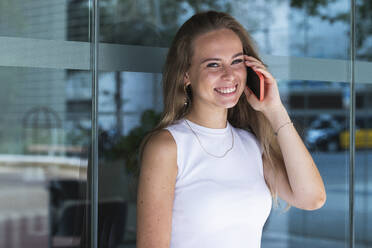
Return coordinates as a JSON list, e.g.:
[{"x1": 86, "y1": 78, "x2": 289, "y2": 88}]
[
  {"x1": 143, "y1": 129, "x2": 176, "y2": 155},
  {"x1": 141, "y1": 129, "x2": 177, "y2": 174}
]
